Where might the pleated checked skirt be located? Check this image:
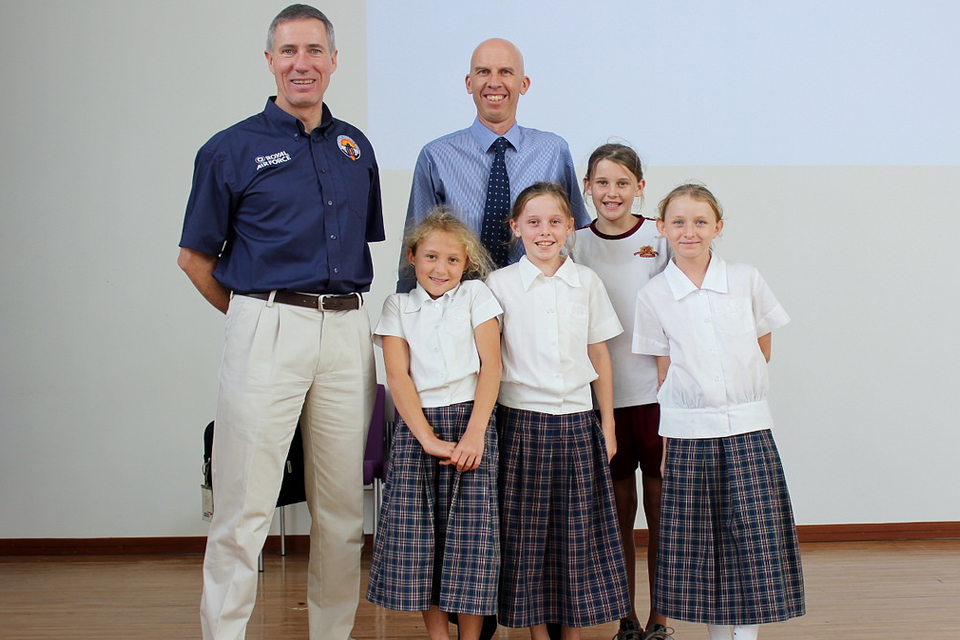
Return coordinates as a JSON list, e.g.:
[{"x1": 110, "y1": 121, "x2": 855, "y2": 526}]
[
  {"x1": 366, "y1": 402, "x2": 500, "y2": 615},
  {"x1": 653, "y1": 429, "x2": 805, "y2": 625},
  {"x1": 497, "y1": 406, "x2": 630, "y2": 628}
]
